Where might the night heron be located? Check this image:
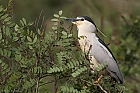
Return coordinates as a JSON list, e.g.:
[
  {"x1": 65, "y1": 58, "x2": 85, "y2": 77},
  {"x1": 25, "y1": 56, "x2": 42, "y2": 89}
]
[{"x1": 65, "y1": 16, "x2": 124, "y2": 84}]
